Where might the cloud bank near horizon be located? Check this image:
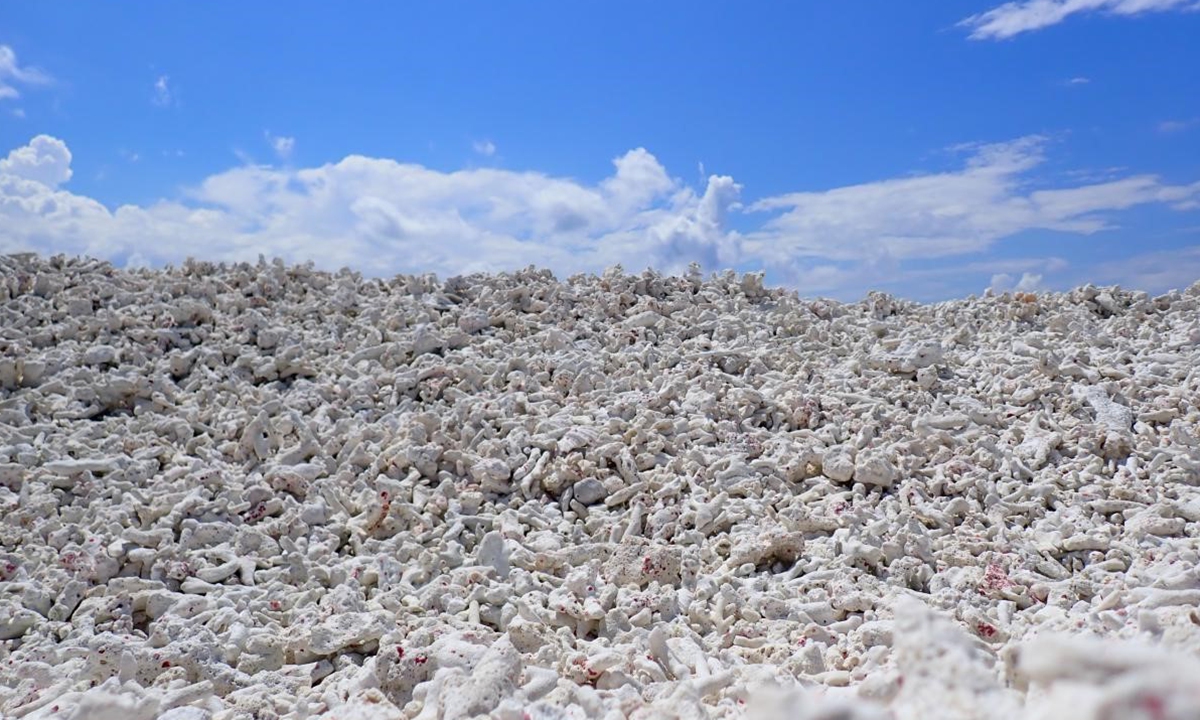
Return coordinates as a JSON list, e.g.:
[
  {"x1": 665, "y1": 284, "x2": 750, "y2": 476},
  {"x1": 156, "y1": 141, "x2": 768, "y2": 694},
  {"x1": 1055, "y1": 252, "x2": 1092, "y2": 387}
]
[{"x1": 2, "y1": 134, "x2": 1199, "y2": 300}]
